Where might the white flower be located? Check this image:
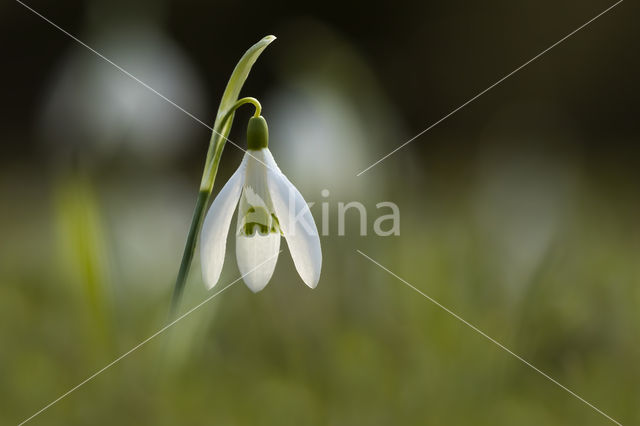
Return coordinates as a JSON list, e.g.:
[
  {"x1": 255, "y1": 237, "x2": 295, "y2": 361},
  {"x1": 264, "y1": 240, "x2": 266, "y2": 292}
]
[{"x1": 200, "y1": 147, "x2": 322, "y2": 292}]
